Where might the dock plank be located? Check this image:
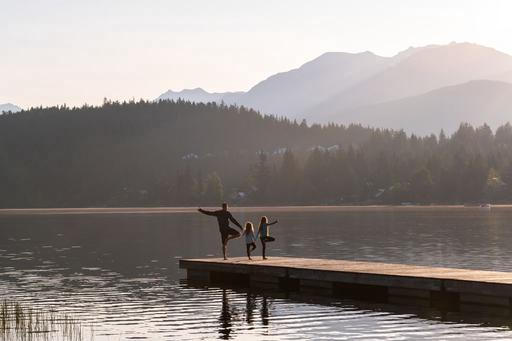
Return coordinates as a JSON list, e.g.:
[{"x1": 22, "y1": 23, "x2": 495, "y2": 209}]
[{"x1": 180, "y1": 257, "x2": 512, "y2": 285}]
